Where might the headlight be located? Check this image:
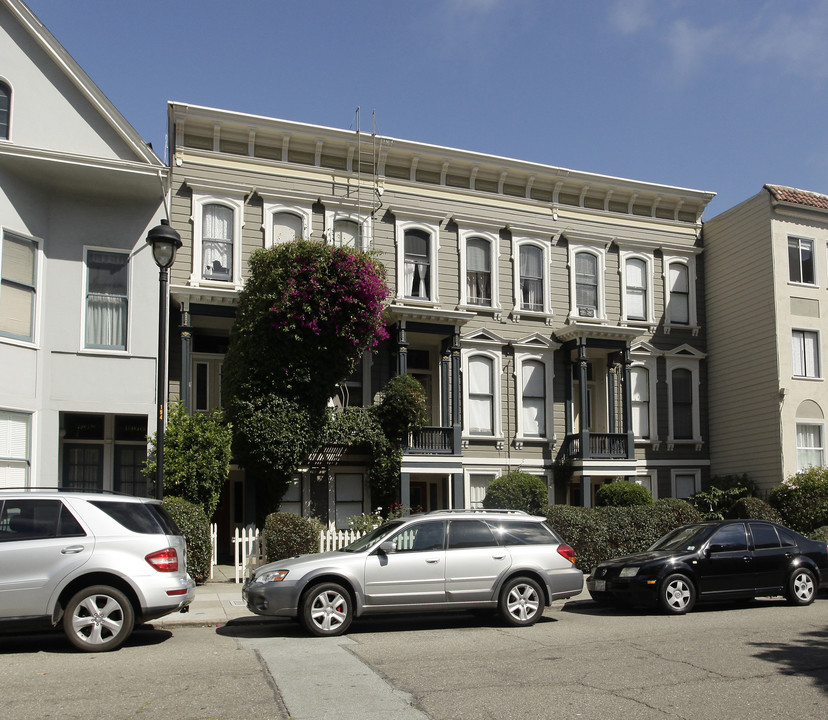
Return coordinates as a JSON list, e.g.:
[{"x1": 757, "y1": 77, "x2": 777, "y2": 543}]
[
  {"x1": 619, "y1": 566, "x2": 640, "y2": 578},
  {"x1": 257, "y1": 570, "x2": 289, "y2": 583}
]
